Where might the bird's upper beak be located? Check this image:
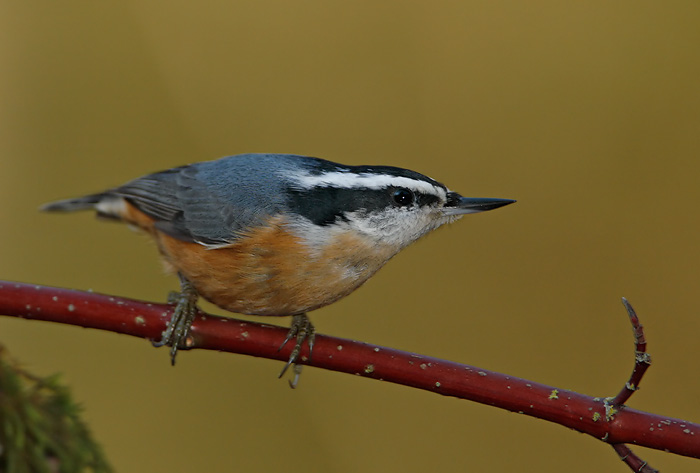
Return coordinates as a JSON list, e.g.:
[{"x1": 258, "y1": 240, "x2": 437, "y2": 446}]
[{"x1": 443, "y1": 192, "x2": 516, "y2": 216}]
